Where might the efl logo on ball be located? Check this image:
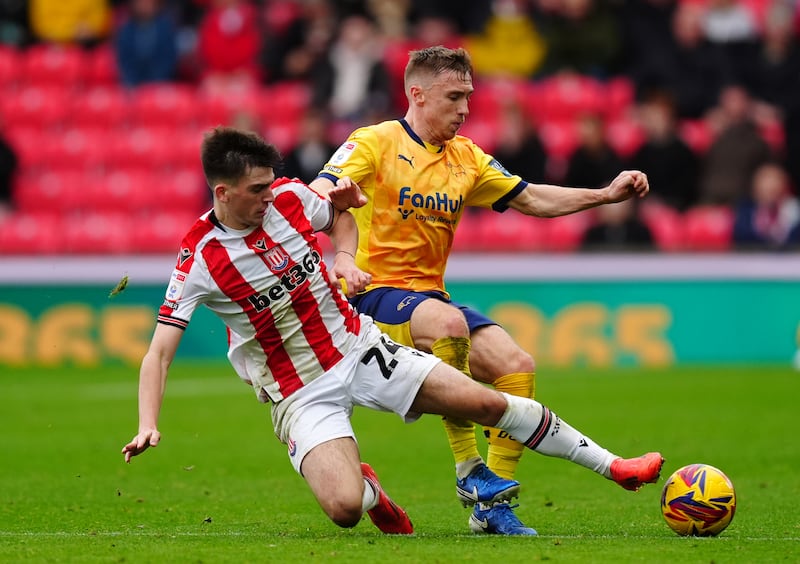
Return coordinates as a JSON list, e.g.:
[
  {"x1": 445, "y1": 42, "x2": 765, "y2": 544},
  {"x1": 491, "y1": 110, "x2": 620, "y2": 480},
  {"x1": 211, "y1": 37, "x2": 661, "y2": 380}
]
[{"x1": 660, "y1": 463, "x2": 736, "y2": 536}]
